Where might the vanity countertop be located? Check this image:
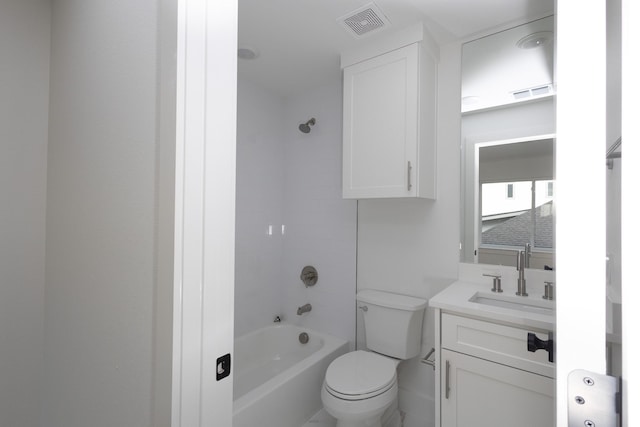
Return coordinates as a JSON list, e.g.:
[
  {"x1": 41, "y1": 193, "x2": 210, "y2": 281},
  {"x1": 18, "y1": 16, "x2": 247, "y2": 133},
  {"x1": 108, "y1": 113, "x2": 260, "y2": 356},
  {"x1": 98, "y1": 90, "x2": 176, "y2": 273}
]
[{"x1": 429, "y1": 280, "x2": 555, "y2": 331}]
